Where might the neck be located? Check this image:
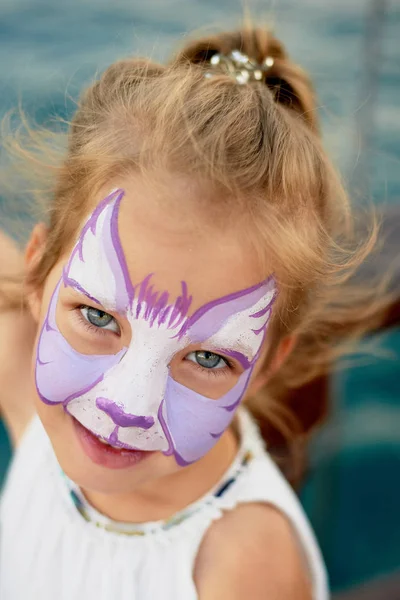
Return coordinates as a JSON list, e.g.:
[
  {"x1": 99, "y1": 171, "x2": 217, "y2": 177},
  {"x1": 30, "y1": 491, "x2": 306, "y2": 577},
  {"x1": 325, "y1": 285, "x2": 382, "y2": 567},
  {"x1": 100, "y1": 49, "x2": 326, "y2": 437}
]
[{"x1": 82, "y1": 425, "x2": 239, "y2": 523}]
